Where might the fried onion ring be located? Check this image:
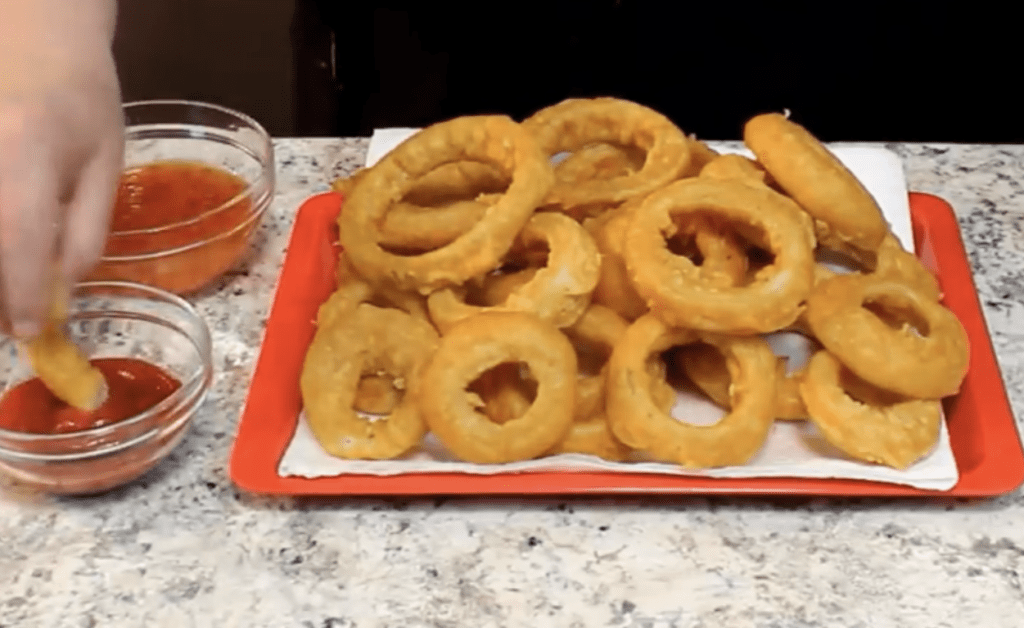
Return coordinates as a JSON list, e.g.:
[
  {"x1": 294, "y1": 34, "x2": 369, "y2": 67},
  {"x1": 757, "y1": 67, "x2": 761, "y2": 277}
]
[
  {"x1": 369, "y1": 161, "x2": 511, "y2": 250},
  {"x1": 744, "y1": 113, "x2": 888, "y2": 252},
  {"x1": 554, "y1": 142, "x2": 647, "y2": 185},
  {"x1": 21, "y1": 283, "x2": 107, "y2": 412},
  {"x1": 606, "y1": 315, "x2": 777, "y2": 467},
  {"x1": 427, "y1": 212, "x2": 600, "y2": 333},
  {"x1": 353, "y1": 374, "x2": 402, "y2": 416},
  {"x1": 523, "y1": 97, "x2": 691, "y2": 209},
  {"x1": 804, "y1": 274, "x2": 969, "y2": 399},
  {"x1": 418, "y1": 312, "x2": 576, "y2": 463},
  {"x1": 301, "y1": 303, "x2": 439, "y2": 459},
  {"x1": 675, "y1": 344, "x2": 807, "y2": 421},
  {"x1": 550, "y1": 304, "x2": 632, "y2": 460},
  {"x1": 624, "y1": 178, "x2": 815, "y2": 333},
  {"x1": 584, "y1": 206, "x2": 649, "y2": 321},
  {"x1": 800, "y1": 351, "x2": 943, "y2": 469},
  {"x1": 339, "y1": 115, "x2": 553, "y2": 293},
  {"x1": 699, "y1": 153, "x2": 769, "y2": 187},
  {"x1": 679, "y1": 137, "x2": 720, "y2": 178}
]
